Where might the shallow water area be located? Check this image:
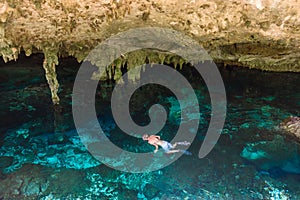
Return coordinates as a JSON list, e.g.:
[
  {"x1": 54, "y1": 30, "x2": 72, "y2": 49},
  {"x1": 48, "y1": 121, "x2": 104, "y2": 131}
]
[{"x1": 0, "y1": 55, "x2": 300, "y2": 199}]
